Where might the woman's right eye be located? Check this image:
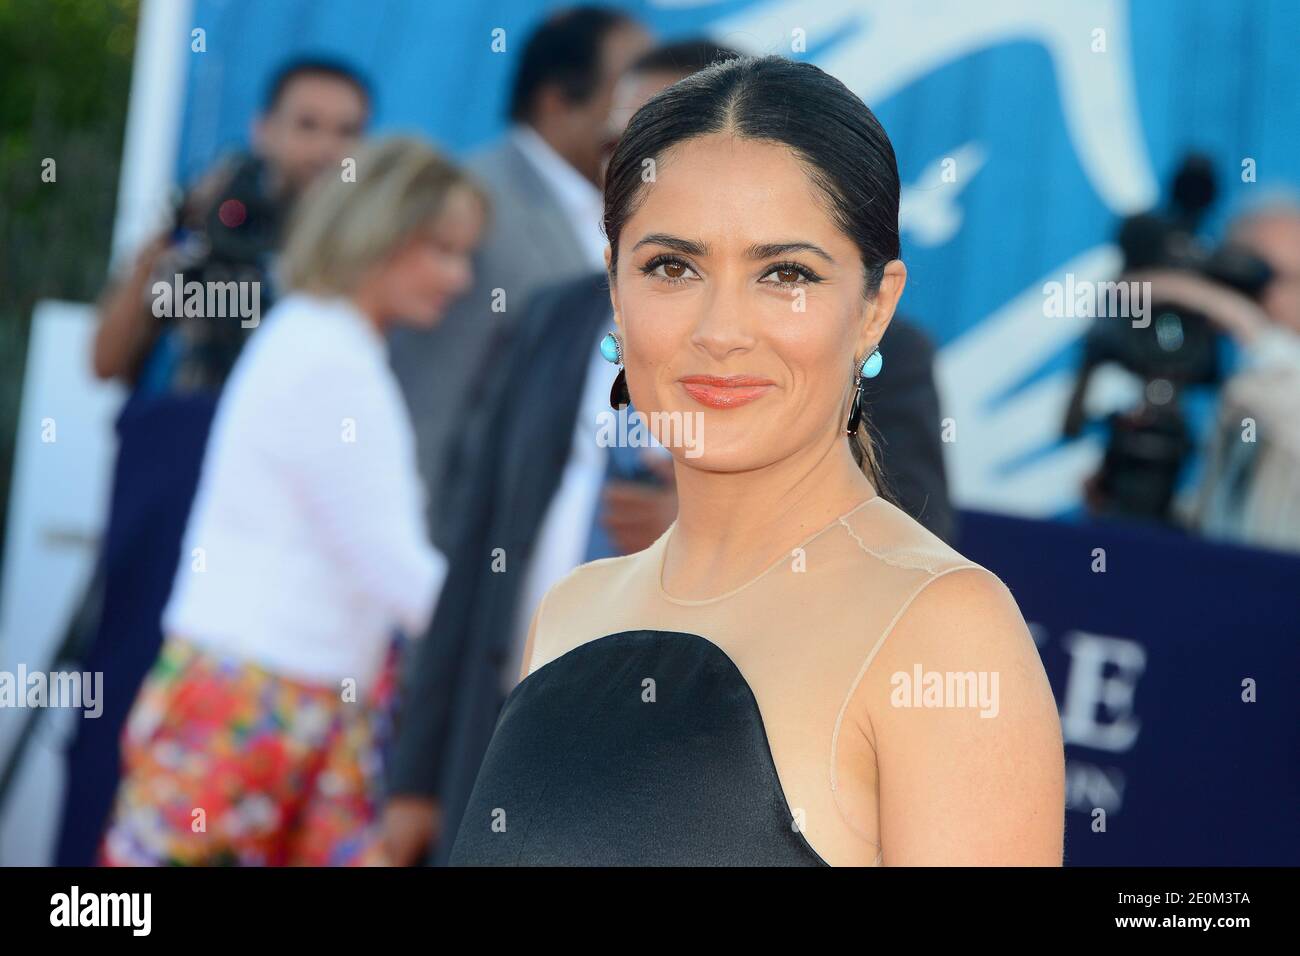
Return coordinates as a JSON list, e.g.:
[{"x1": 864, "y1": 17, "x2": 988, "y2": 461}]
[{"x1": 640, "y1": 255, "x2": 697, "y2": 285}]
